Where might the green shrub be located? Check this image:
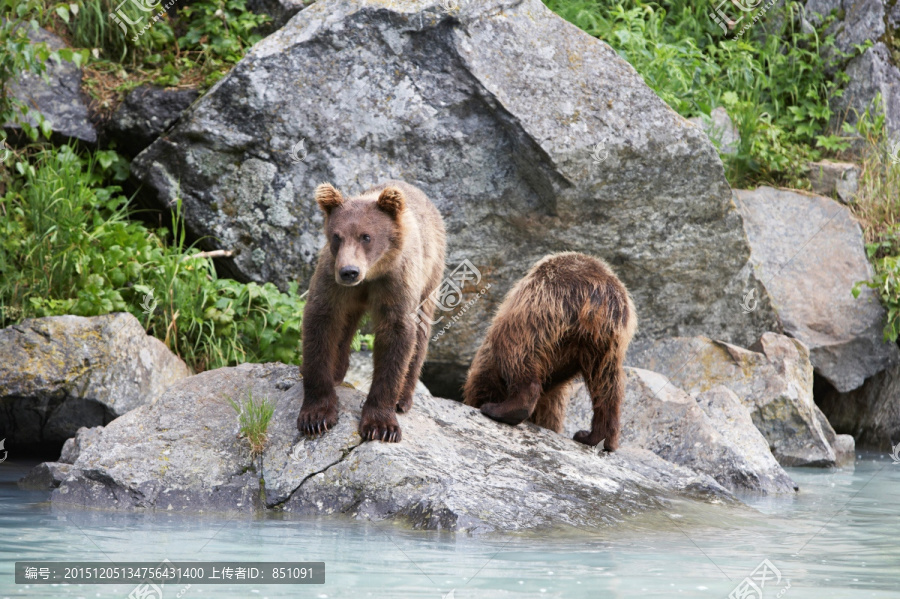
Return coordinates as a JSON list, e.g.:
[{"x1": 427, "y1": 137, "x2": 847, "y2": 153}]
[
  {"x1": 228, "y1": 389, "x2": 275, "y2": 458},
  {"x1": 542, "y1": 0, "x2": 860, "y2": 187},
  {"x1": 0, "y1": 144, "x2": 307, "y2": 371}
]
